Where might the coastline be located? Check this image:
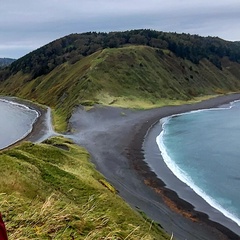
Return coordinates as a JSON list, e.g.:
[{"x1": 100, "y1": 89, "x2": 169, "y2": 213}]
[
  {"x1": 132, "y1": 94, "x2": 240, "y2": 239},
  {"x1": 143, "y1": 111, "x2": 240, "y2": 238},
  {"x1": 154, "y1": 100, "x2": 240, "y2": 228},
  {"x1": 70, "y1": 93, "x2": 240, "y2": 240},
  {"x1": 0, "y1": 96, "x2": 50, "y2": 150}
]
